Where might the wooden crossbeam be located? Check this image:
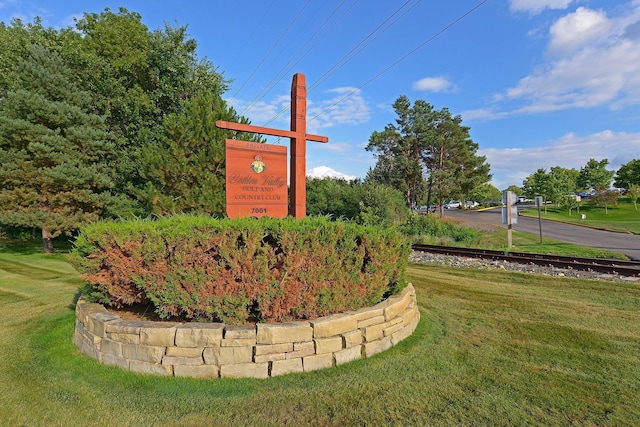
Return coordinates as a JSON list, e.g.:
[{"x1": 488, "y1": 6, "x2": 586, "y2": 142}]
[{"x1": 215, "y1": 73, "x2": 328, "y2": 218}]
